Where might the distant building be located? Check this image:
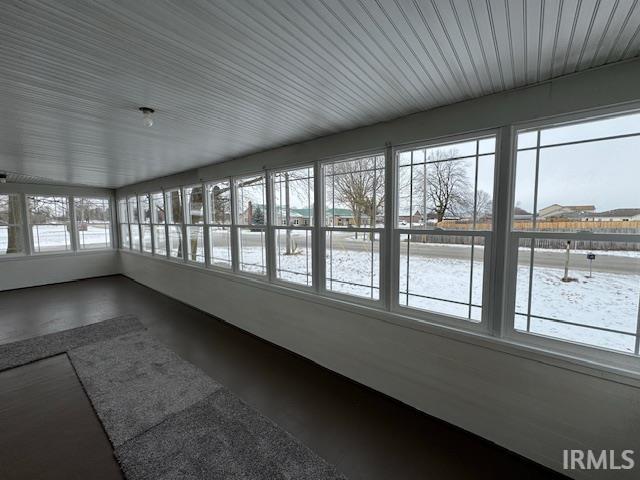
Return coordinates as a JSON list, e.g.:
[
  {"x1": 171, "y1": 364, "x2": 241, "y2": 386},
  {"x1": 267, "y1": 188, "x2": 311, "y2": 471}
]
[
  {"x1": 537, "y1": 204, "x2": 596, "y2": 219},
  {"x1": 580, "y1": 208, "x2": 640, "y2": 222}
]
